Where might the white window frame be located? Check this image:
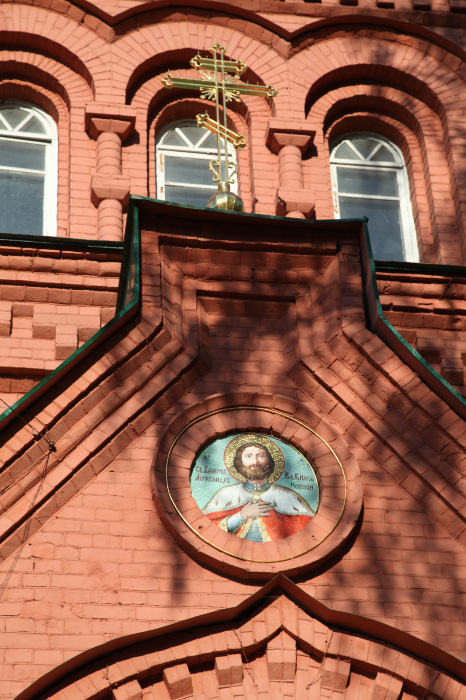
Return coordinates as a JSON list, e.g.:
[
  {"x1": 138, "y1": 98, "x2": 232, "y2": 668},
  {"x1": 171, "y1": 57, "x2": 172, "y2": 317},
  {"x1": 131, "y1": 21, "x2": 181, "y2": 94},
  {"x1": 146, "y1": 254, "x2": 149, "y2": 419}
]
[
  {"x1": 0, "y1": 101, "x2": 58, "y2": 237},
  {"x1": 331, "y1": 133, "x2": 418, "y2": 262},
  {"x1": 156, "y1": 119, "x2": 238, "y2": 206}
]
